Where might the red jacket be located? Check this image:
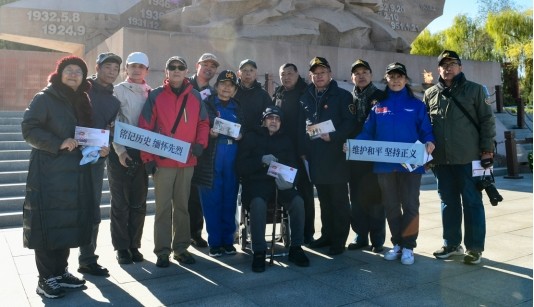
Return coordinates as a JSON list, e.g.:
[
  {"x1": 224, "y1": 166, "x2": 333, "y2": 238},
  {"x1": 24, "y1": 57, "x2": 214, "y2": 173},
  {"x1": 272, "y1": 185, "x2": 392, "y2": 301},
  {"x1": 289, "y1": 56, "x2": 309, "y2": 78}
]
[{"x1": 138, "y1": 78, "x2": 210, "y2": 168}]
